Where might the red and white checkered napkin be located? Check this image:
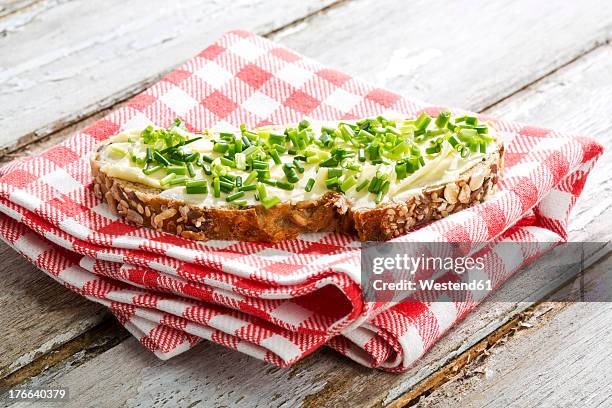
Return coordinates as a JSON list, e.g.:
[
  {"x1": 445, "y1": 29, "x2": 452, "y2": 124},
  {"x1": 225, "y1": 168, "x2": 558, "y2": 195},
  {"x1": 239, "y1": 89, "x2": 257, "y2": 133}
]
[{"x1": 0, "y1": 31, "x2": 603, "y2": 371}]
